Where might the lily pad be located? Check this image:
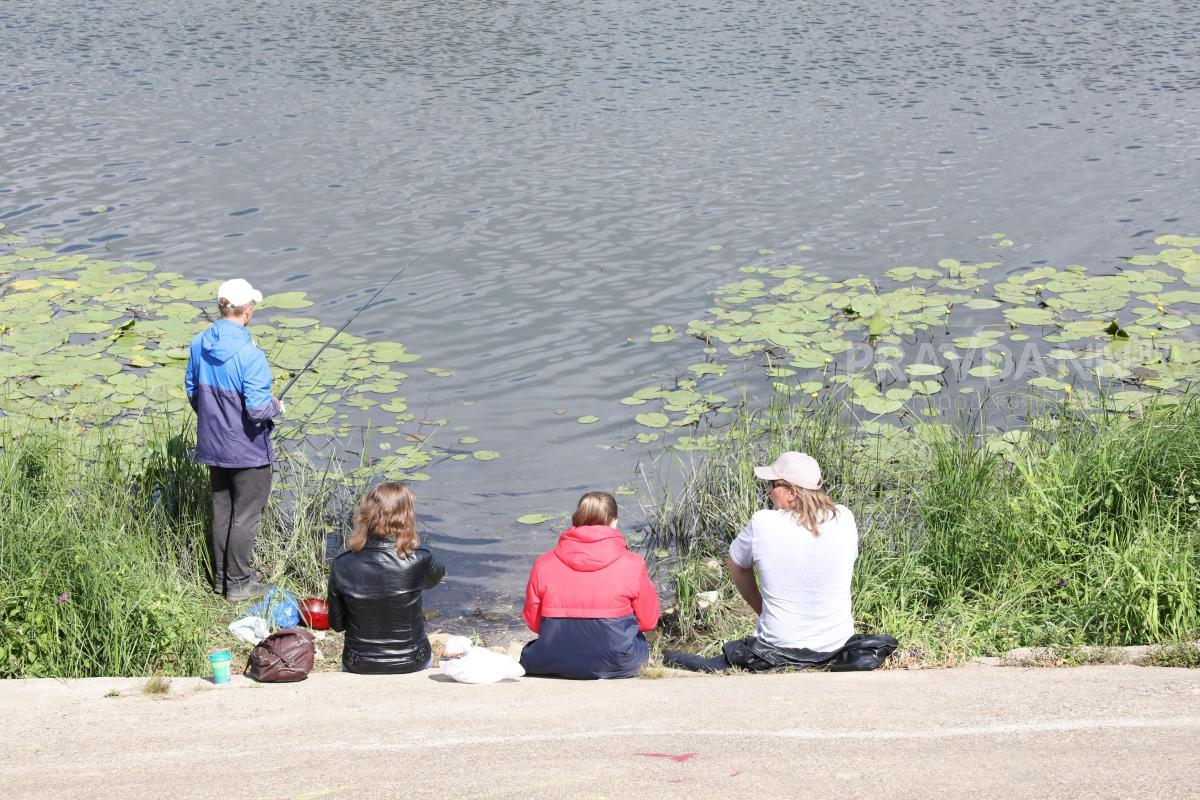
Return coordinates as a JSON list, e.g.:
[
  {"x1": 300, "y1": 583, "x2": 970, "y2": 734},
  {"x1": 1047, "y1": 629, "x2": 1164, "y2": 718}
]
[
  {"x1": 909, "y1": 379, "x2": 942, "y2": 395},
  {"x1": 858, "y1": 396, "x2": 903, "y2": 415},
  {"x1": 649, "y1": 325, "x2": 679, "y2": 343},
  {"x1": 1004, "y1": 306, "x2": 1058, "y2": 326},
  {"x1": 261, "y1": 291, "x2": 314, "y2": 310},
  {"x1": 1029, "y1": 376, "x2": 1069, "y2": 390}
]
